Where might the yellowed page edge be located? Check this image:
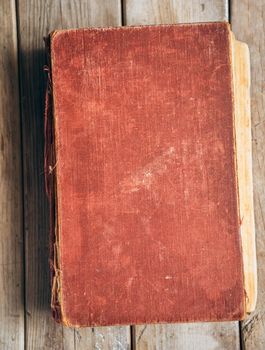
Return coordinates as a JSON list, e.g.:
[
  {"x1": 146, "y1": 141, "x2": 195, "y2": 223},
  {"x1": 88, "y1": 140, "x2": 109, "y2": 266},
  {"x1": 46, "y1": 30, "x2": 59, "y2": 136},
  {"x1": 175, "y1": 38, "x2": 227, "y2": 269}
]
[{"x1": 231, "y1": 33, "x2": 257, "y2": 313}]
